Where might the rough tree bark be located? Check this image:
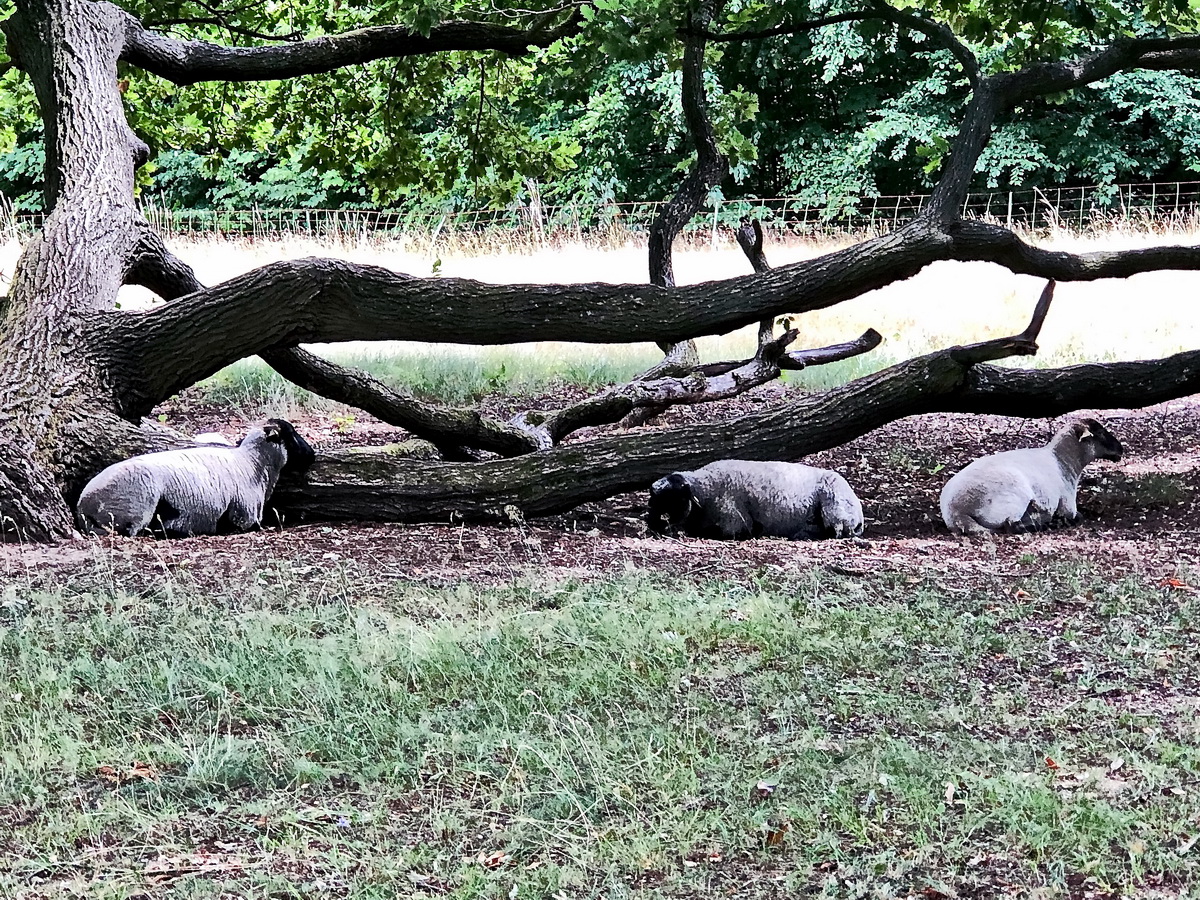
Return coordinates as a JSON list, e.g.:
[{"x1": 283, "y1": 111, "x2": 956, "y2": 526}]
[{"x1": 1, "y1": 0, "x2": 1200, "y2": 540}]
